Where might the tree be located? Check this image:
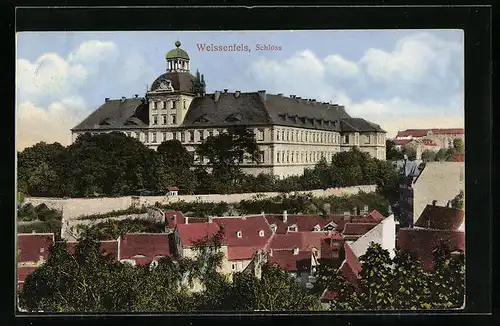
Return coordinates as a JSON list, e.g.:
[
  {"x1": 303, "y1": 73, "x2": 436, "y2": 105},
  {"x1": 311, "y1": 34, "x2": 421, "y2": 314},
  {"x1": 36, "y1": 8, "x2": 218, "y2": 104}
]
[
  {"x1": 386, "y1": 140, "x2": 404, "y2": 161},
  {"x1": 197, "y1": 126, "x2": 259, "y2": 193},
  {"x1": 450, "y1": 190, "x2": 464, "y2": 210},
  {"x1": 18, "y1": 142, "x2": 67, "y2": 197},
  {"x1": 421, "y1": 149, "x2": 436, "y2": 162},
  {"x1": 153, "y1": 140, "x2": 196, "y2": 194},
  {"x1": 435, "y1": 148, "x2": 447, "y2": 161},
  {"x1": 453, "y1": 138, "x2": 464, "y2": 154},
  {"x1": 402, "y1": 146, "x2": 417, "y2": 161}
]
